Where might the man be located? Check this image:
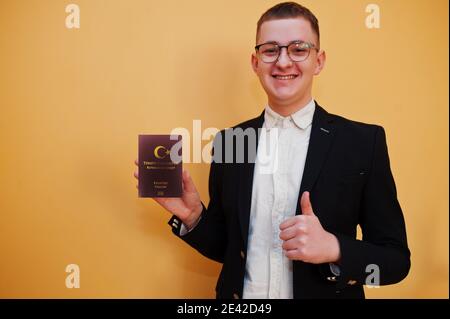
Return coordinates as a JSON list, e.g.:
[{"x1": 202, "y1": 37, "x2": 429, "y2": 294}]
[{"x1": 134, "y1": 2, "x2": 410, "y2": 299}]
